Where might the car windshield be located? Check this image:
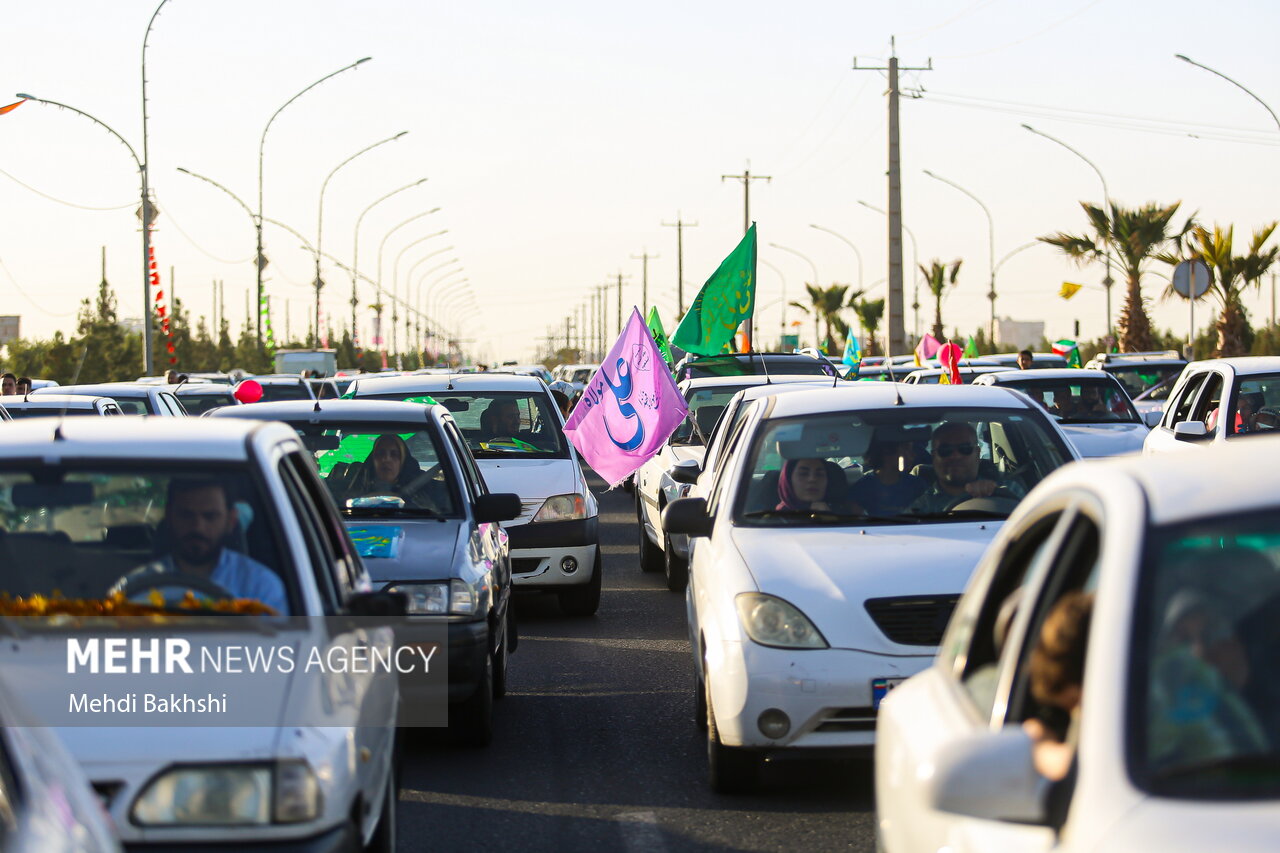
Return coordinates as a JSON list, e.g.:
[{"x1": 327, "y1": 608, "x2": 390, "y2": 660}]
[
  {"x1": 1109, "y1": 364, "x2": 1185, "y2": 396},
  {"x1": 105, "y1": 395, "x2": 152, "y2": 415},
  {"x1": 290, "y1": 423, "x2": 461, "y2": 518},
  {"x1": 364, "y1": 390, "x2": 568, "y2": 458},
  {"x1": 6, "y1": 407, "x2": 99, "y2": 419},
  {"x1": 0, "y1": 466, "x2": 292, "y2": 624},
  {"x1": 257, "y1": 383, "x2": 311, "y2": 402},
  {"x1": 1131, "y1": 510, "x2": 1280, "y2": 798},
  {"x1": 733, "y1": 406, "x2": 1072, "y2": 525},
  {"x1": 176, "y1": 393, "x2": 237, "y2": 416},
  {"x1": 670, "y1": 385, "x2": 750, "y2": 445},
  {"x1": 999, "y1": 377, "x2": 1140, "y2": 423}
]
